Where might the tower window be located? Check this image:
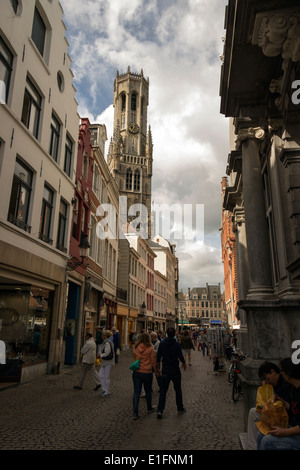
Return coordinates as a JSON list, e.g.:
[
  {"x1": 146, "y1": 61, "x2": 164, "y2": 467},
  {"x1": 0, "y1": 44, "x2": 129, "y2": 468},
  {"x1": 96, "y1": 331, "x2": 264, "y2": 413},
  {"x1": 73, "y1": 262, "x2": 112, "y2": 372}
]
[
  {"x1": 121, "y1": 113, "x2": 125, "y2": 129},
  {"x1": 134, "y1": 170, "x2": 140, "y2": 191},
  {"x1": 131, "y1": 92, "x2": 137, "y2": 111},
  {"x1": 121, "y1": 94, "x2": 126, "y2": 111},
  {"x1": 126, "y1": 169, "x2": 132, "y2": 190}
]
